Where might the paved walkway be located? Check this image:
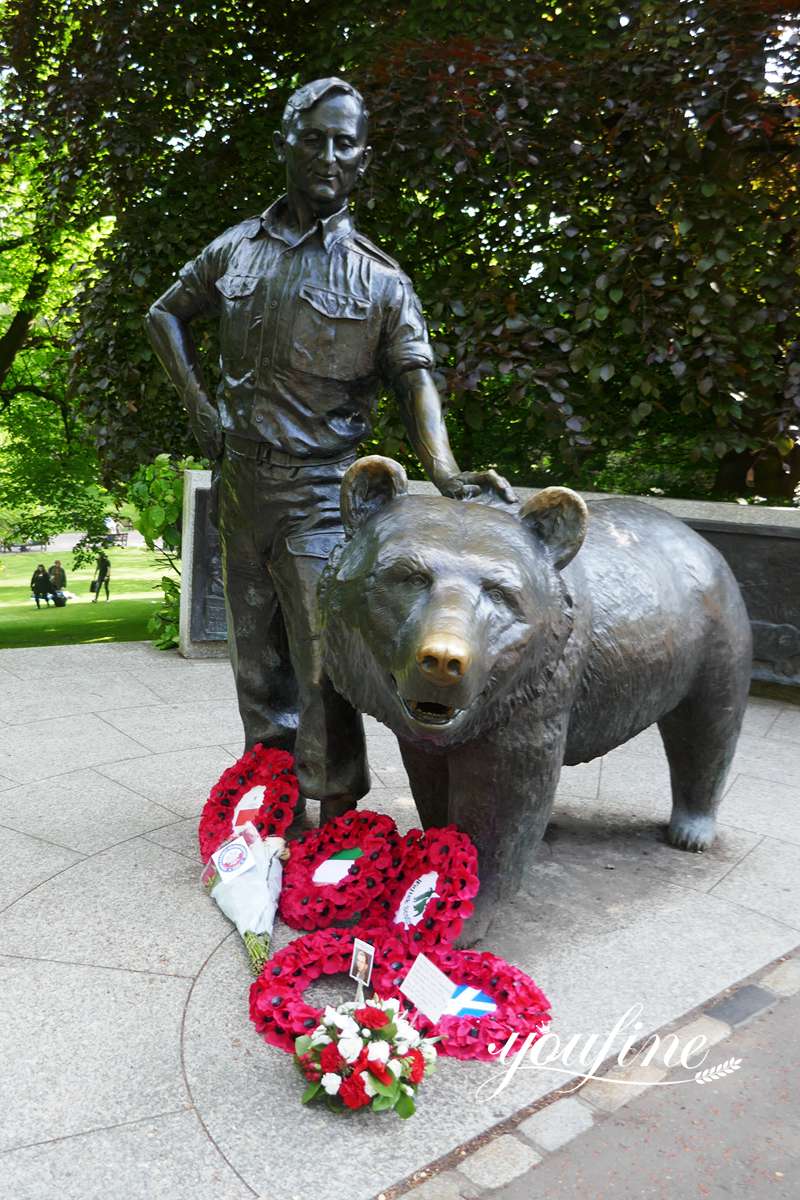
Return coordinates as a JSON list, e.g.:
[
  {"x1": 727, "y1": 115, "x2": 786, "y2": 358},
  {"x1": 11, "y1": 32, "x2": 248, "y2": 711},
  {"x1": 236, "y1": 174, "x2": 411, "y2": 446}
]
[{"x1": 0, "y1": 642, "x2": 798, "y2": 1200}]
